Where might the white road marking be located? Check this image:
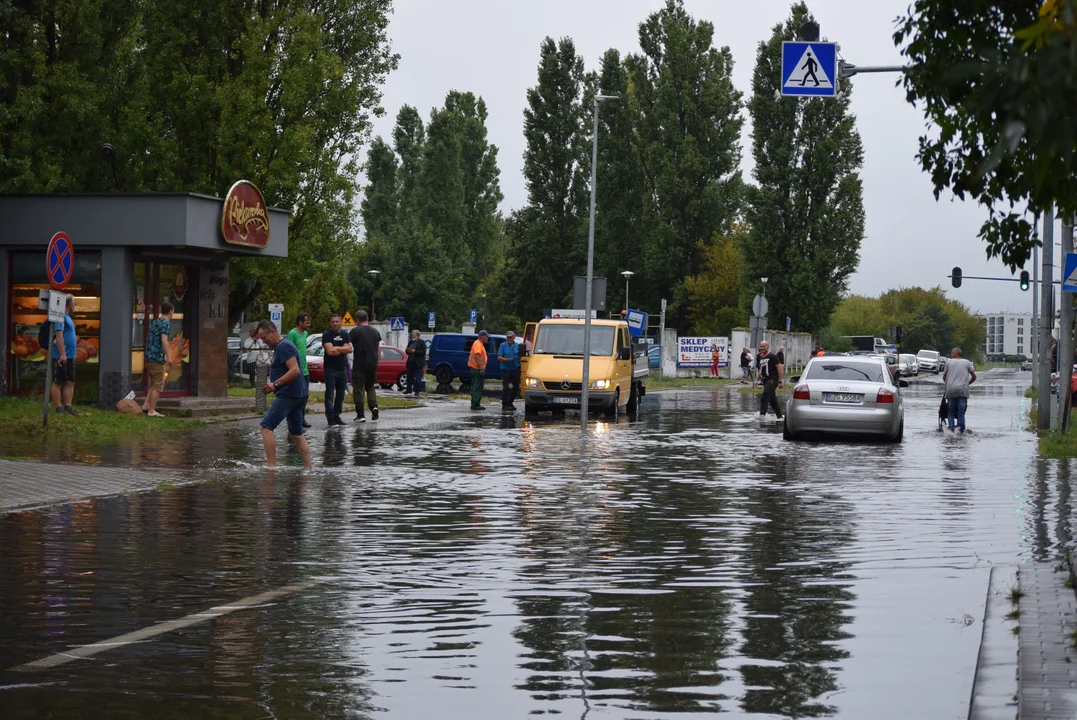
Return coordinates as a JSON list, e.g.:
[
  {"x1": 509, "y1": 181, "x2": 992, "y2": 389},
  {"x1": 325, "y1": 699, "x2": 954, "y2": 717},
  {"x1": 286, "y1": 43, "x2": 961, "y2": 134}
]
[{"x1": 10, "y1": 579, "x2": 323, "y2": 672}]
